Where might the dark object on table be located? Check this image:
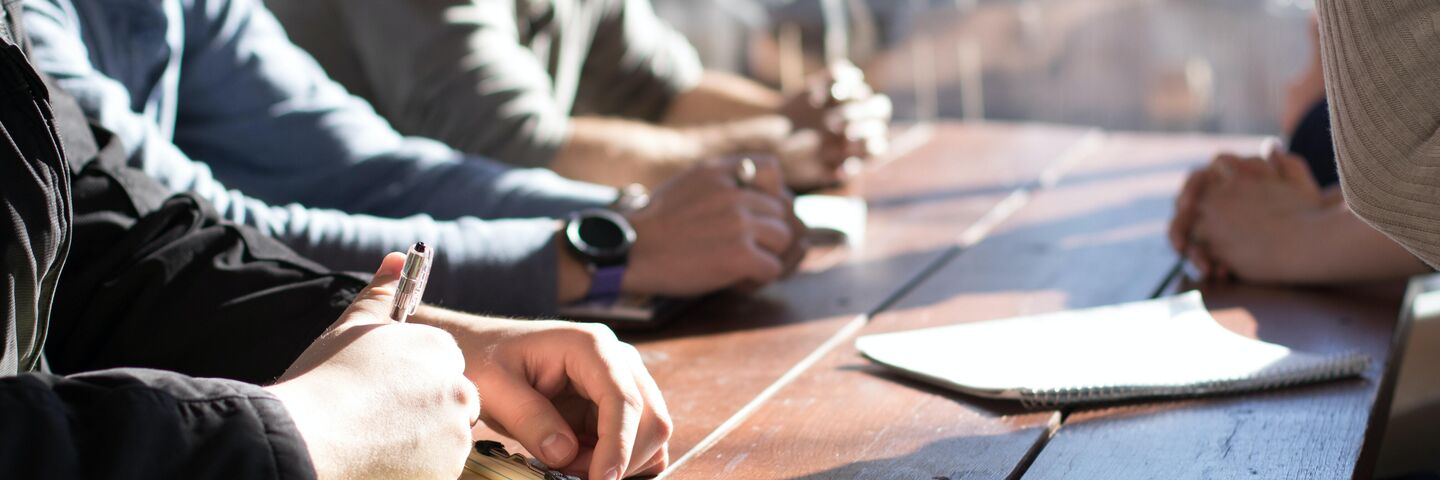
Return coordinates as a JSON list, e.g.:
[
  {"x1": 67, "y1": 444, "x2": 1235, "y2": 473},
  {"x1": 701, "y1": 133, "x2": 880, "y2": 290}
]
[{"x1": 464, "y1": 440, "x2": 579, "y2": 480}]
